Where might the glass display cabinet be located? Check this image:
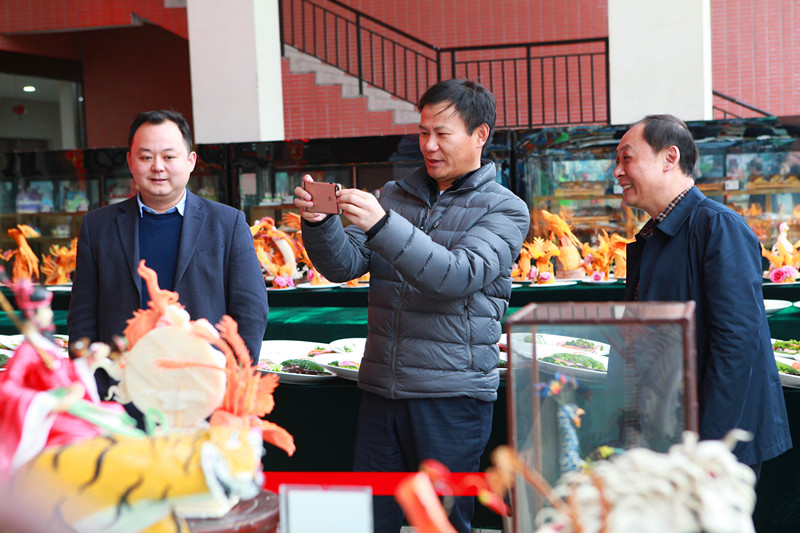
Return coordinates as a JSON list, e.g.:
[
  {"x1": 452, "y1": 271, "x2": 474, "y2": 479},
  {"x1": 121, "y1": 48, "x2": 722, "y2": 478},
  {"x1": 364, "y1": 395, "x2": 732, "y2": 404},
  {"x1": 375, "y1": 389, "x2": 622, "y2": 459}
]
[
  {"x1": 231, "y1": 136, "x2": 424, "y2": 227},
  {"x1": 0, "y1": 148, "x2": 225, "y2": 258},
  {"x1": 517, "y1": 117, "x2": 800, "y2": 246},
  {"x1": 505, "y1": 301, "x2": 697, "y2": 532}
]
